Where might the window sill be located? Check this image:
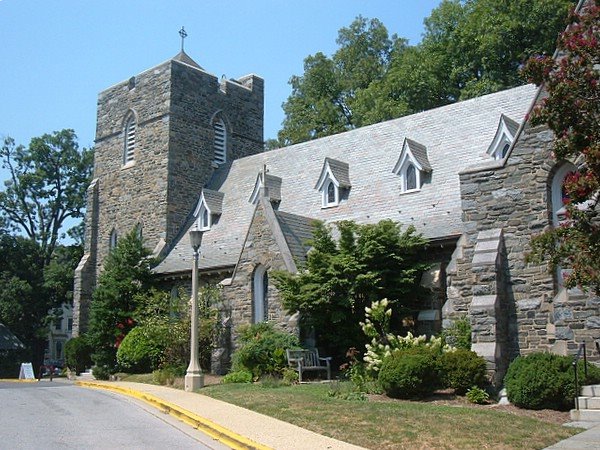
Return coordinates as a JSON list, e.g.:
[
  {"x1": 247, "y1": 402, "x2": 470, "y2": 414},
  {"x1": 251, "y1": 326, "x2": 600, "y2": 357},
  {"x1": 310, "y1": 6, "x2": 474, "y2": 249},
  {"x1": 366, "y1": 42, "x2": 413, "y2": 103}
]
[
  {"x1": 121, "y1": 161, "x2": 136, "y2": 170},
  {"x1": 399, "y1": 188, "x2": 421, "y2": 196}
]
